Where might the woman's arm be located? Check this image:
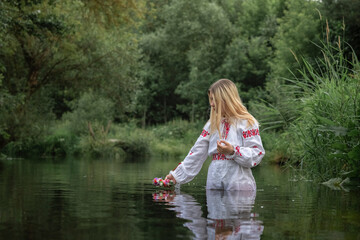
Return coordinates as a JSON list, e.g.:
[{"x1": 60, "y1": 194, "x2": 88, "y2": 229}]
[
  {"x1": 166, "y1": 122, "x2": 210, "y2": 184},
  {"x1": 227, "y1": 122, "x2": 265, "y2": 168}
]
